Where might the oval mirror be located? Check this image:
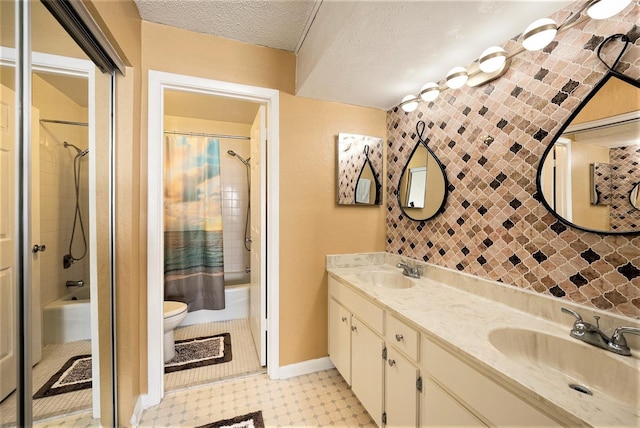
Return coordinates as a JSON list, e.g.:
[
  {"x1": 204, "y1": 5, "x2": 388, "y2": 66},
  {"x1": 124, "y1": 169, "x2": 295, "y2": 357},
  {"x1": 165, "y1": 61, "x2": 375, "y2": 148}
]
[
  {"x1": 537, "y1": 72, "x2": 640, "y2": 234},
  {"x1": 397, "y1": 121, "x2": 448, "y2": 221}
]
